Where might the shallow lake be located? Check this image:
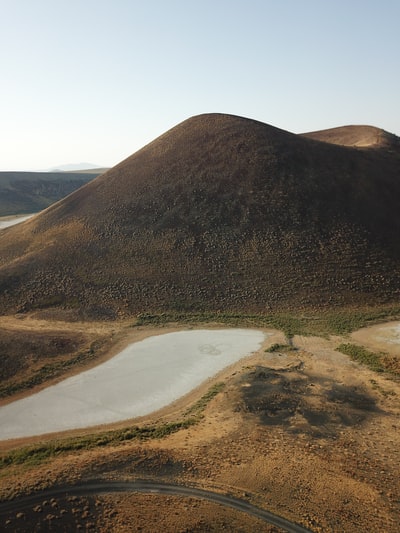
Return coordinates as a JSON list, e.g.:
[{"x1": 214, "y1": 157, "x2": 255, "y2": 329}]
[
  {"x1": 0, "y1": 329, "x2": 265, "y2": 440},
  {"x1": 0, "y1": 214, "x2": 34, "y2": 230}
]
